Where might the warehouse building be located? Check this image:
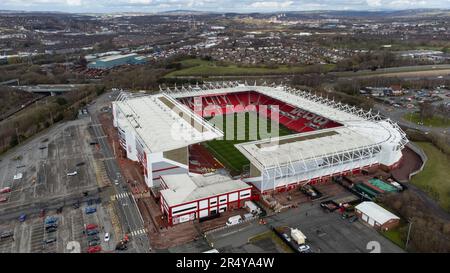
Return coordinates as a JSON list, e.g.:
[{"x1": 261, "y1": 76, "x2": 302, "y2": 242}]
[
  {"x1": 355, "y1": 201, "x2": 400, "y2": 231},
  {"x1": 87, "y1": 53, "x2": 147, "y2": 70},
  {"x1": 159, "y1": 173, "x2": 252, "y2": 226}
]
